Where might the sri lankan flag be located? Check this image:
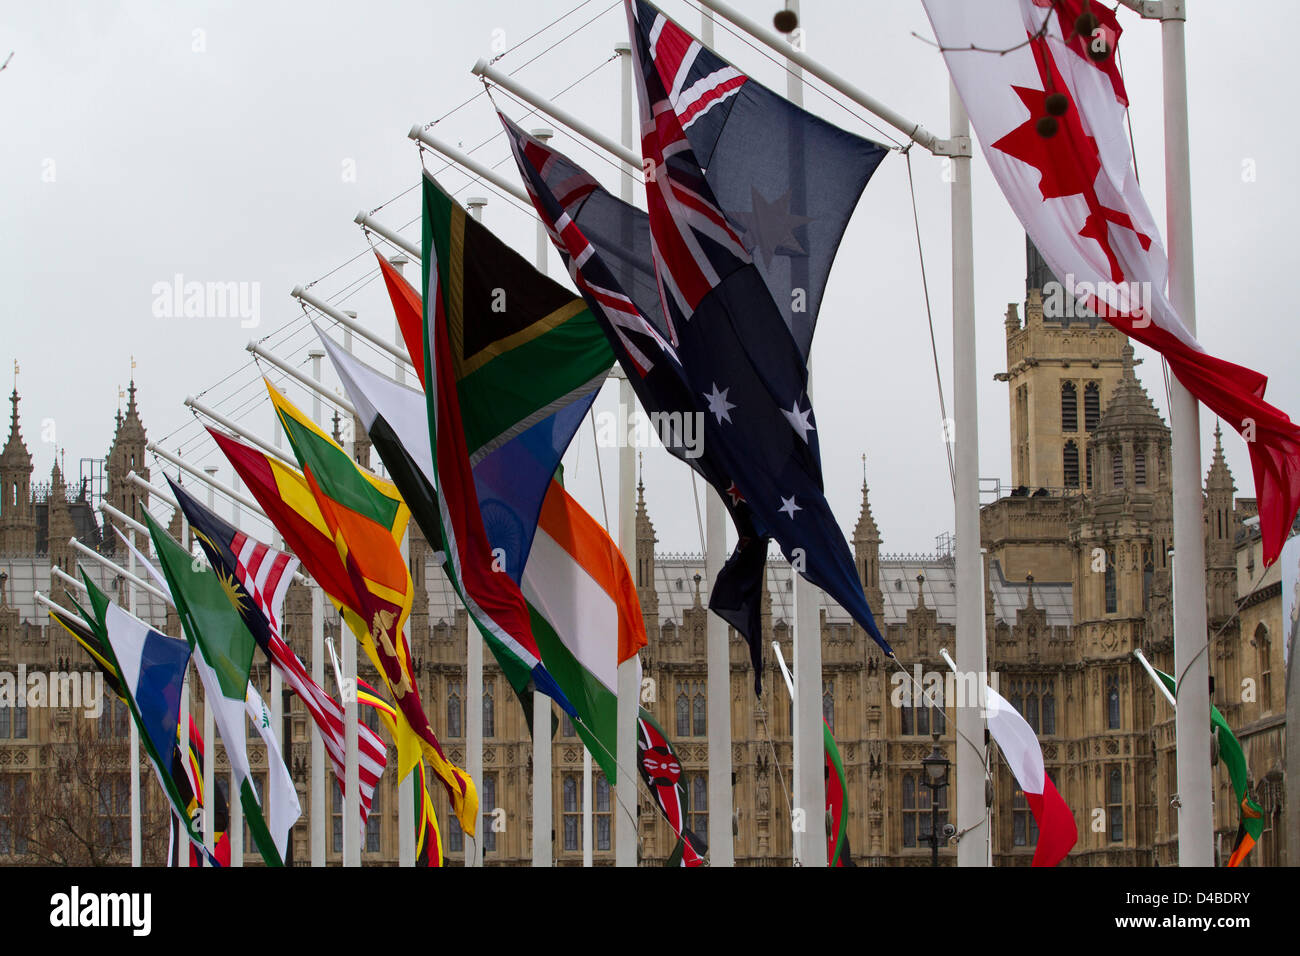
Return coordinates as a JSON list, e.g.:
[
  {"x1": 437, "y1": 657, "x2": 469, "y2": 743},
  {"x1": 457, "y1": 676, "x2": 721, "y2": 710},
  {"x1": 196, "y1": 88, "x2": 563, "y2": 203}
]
[
  {"x1": 357, "y1": 678, "x2": 443, "y2": 867},
  {"x1": 263, "y1": 381, "x2": 477, "y2": 834},
  {"x1": 1154, "y1": 668, "x2": 1263, "y2": 866}
]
